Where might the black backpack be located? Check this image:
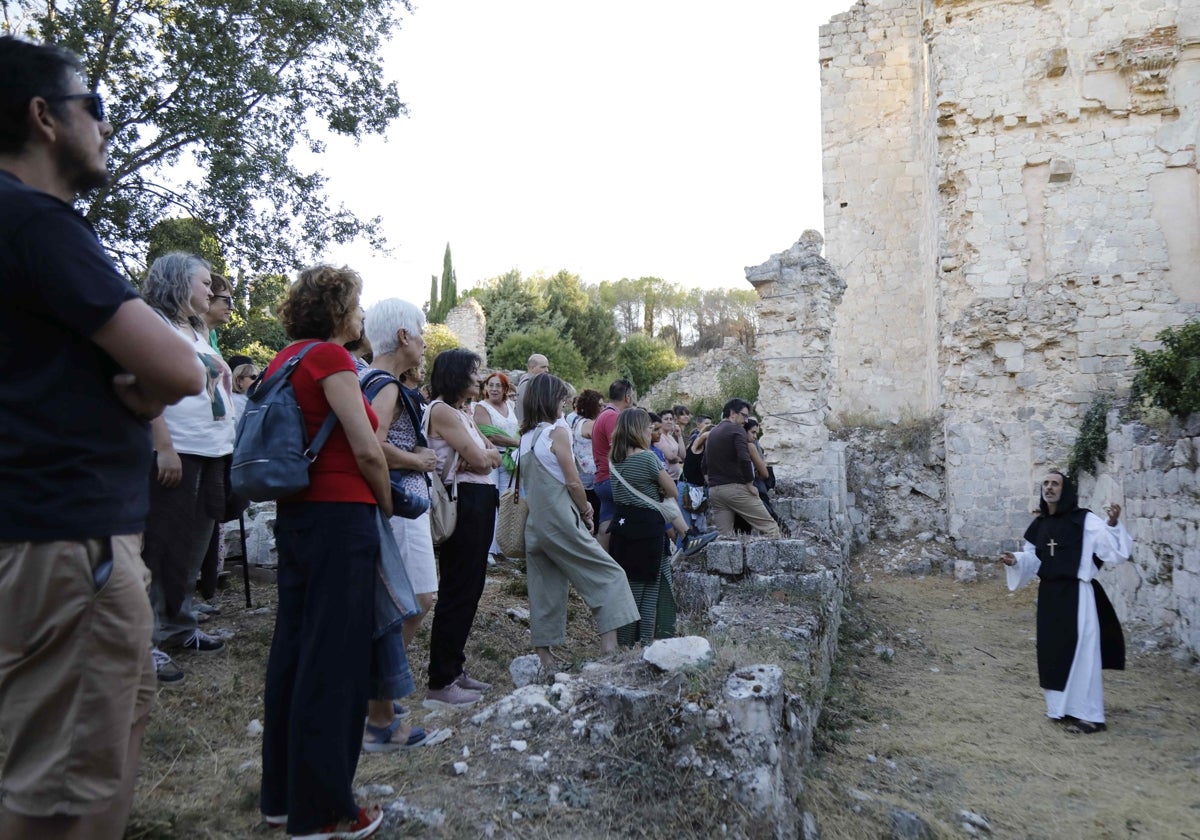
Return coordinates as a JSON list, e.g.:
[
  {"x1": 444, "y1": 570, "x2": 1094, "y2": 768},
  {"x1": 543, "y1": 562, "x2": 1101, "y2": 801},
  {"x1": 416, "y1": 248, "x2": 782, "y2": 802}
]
[{"x1": 230, "y1": 342, "x2": 338, "y2": 501}]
